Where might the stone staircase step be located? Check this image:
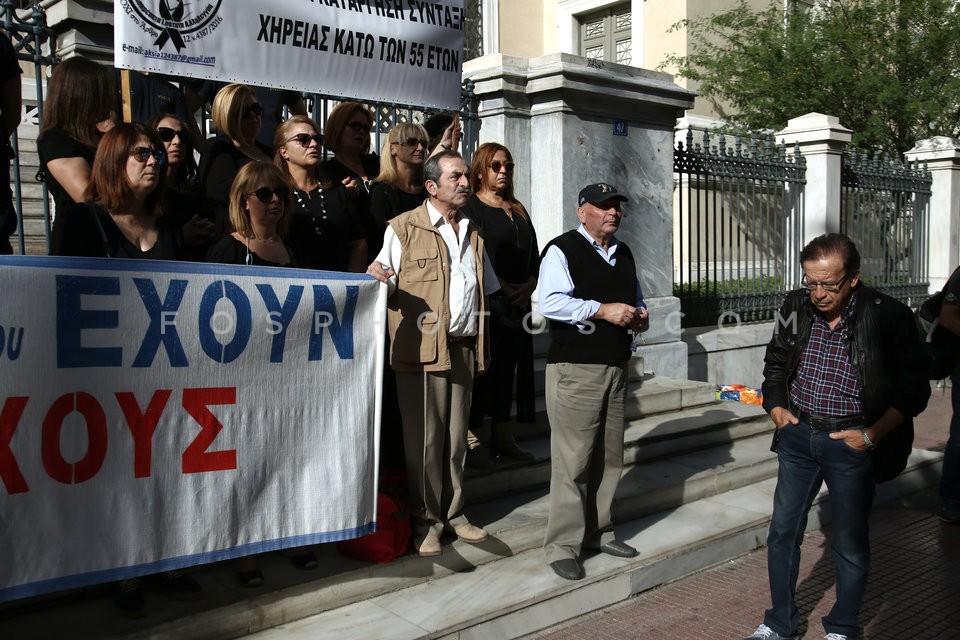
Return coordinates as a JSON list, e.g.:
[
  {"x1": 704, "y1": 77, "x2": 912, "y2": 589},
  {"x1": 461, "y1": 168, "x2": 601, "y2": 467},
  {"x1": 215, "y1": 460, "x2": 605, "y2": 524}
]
[
  {"x1": 0, "y1": 414, "x2": 941, "y2": 640},
  {"x1": 624, "y1": 400, "x2": 770, "y2": 462},
  {"x1": 10, "y1": 125, "x2": 53, "y2": 255},
  {"x1": 465, "y1": 399, "x2": 769, "y2": 504},
  {"x1": 514, "y1": 374, "x2": 723, "y2": 444},
  {"x1": 235, "y1": 448, "x2": 941, "y2": 640}
]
